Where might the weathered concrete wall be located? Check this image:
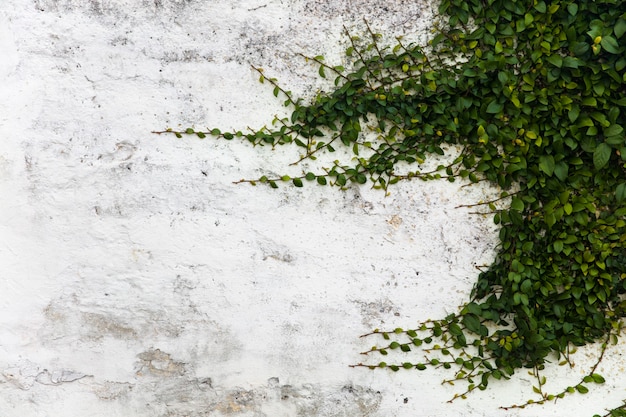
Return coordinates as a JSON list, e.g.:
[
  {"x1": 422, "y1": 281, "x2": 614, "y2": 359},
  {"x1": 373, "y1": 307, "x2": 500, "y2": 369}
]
[{"x1": 2, "y1": 1, "x2": 626, "y2": 416}]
